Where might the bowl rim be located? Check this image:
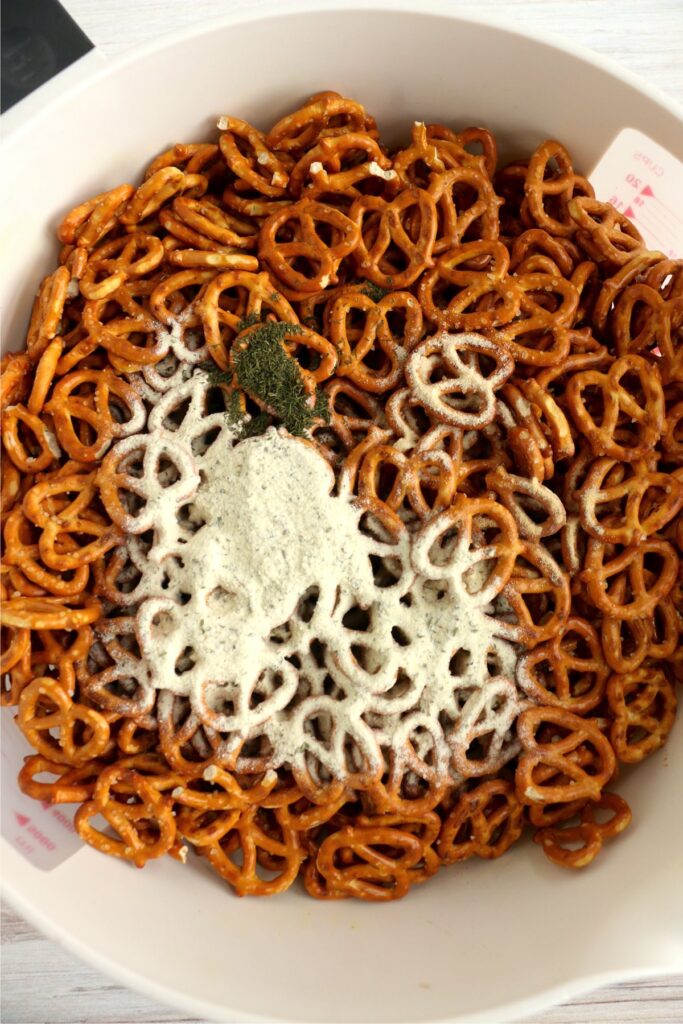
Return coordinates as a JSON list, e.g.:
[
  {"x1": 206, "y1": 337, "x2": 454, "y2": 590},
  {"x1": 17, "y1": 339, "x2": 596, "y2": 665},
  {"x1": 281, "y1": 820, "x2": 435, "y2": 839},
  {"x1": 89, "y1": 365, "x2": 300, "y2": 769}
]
[{"x1": 2, "y1": 2, "x2": 682, "y2": 1021}]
